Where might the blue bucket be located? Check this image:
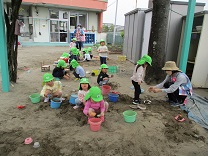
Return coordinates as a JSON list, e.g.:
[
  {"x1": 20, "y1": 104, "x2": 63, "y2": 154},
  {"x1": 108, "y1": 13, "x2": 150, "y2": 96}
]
[
  {"x1": 50, "y1": 98, "x2": 62, "y2": 109},
  {"x1": 108, "y1": 93, "x2": 119, "y2": 102},
  {"x1": 69, "y1": 94, "x2": 78, "y2": 105}
]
